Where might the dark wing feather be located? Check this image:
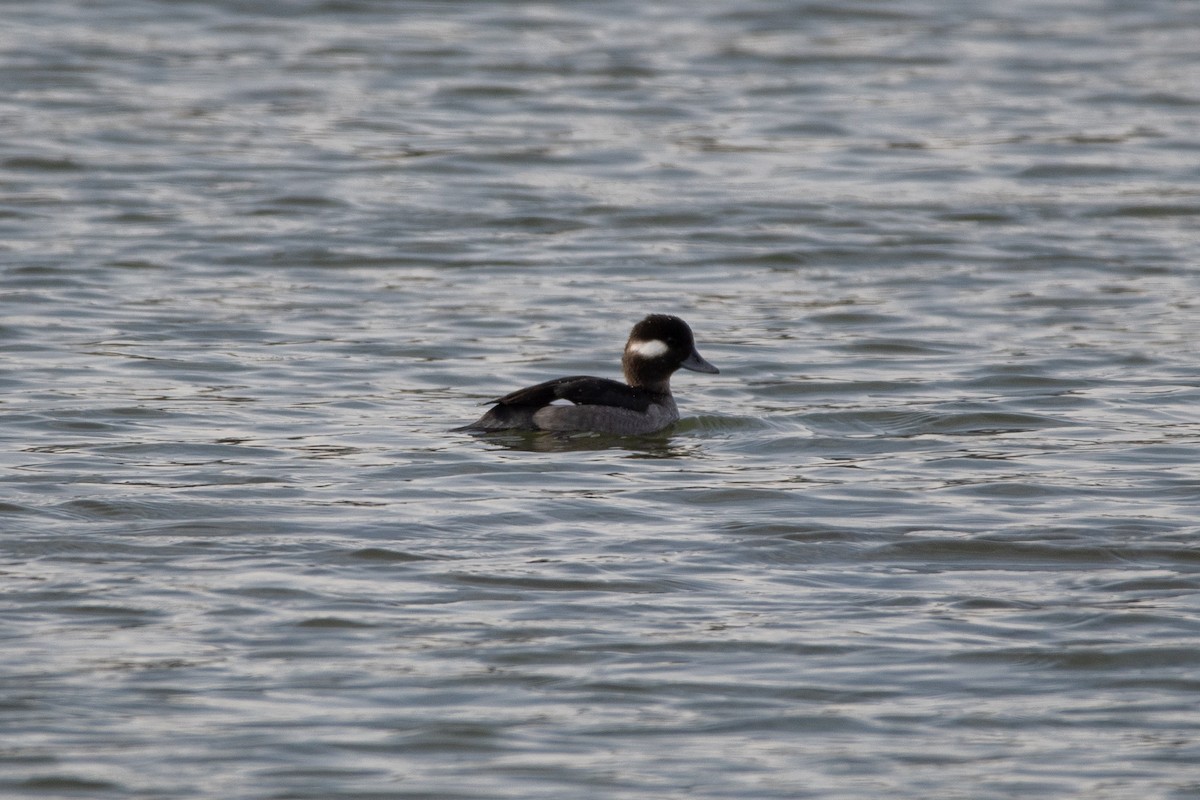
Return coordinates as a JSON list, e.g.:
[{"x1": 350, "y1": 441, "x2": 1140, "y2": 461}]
[
  {"x1": 493, "y1": 376, "x2": 652, "y2": 412},
  {"x1": 555, "y1": 378, "x2": 654, "y2": 411}
]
